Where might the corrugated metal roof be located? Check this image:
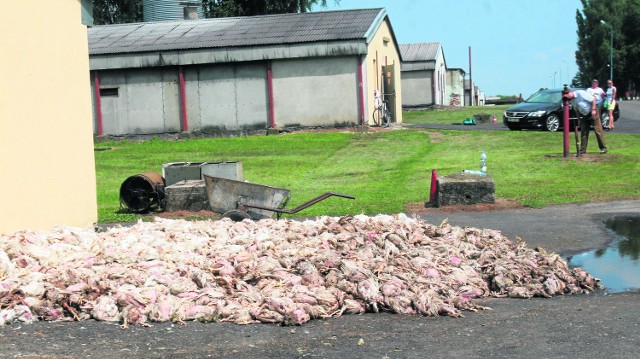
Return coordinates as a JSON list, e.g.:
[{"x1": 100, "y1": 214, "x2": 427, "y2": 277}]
[
  {"x1": 399, "y1": 42, "x2": 440, "y2": 62},
  {"x1": 88, "y1": 8, "x2": 385, "y2": 55}
]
